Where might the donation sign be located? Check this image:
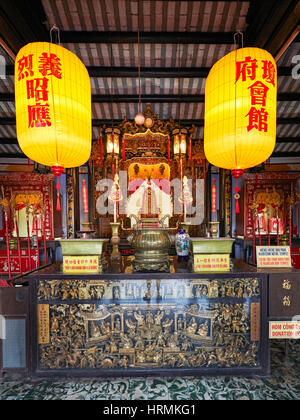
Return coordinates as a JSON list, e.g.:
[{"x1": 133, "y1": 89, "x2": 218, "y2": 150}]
[{"x1": 269, "y1": 321, "x2": 300, "y2": 339}]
